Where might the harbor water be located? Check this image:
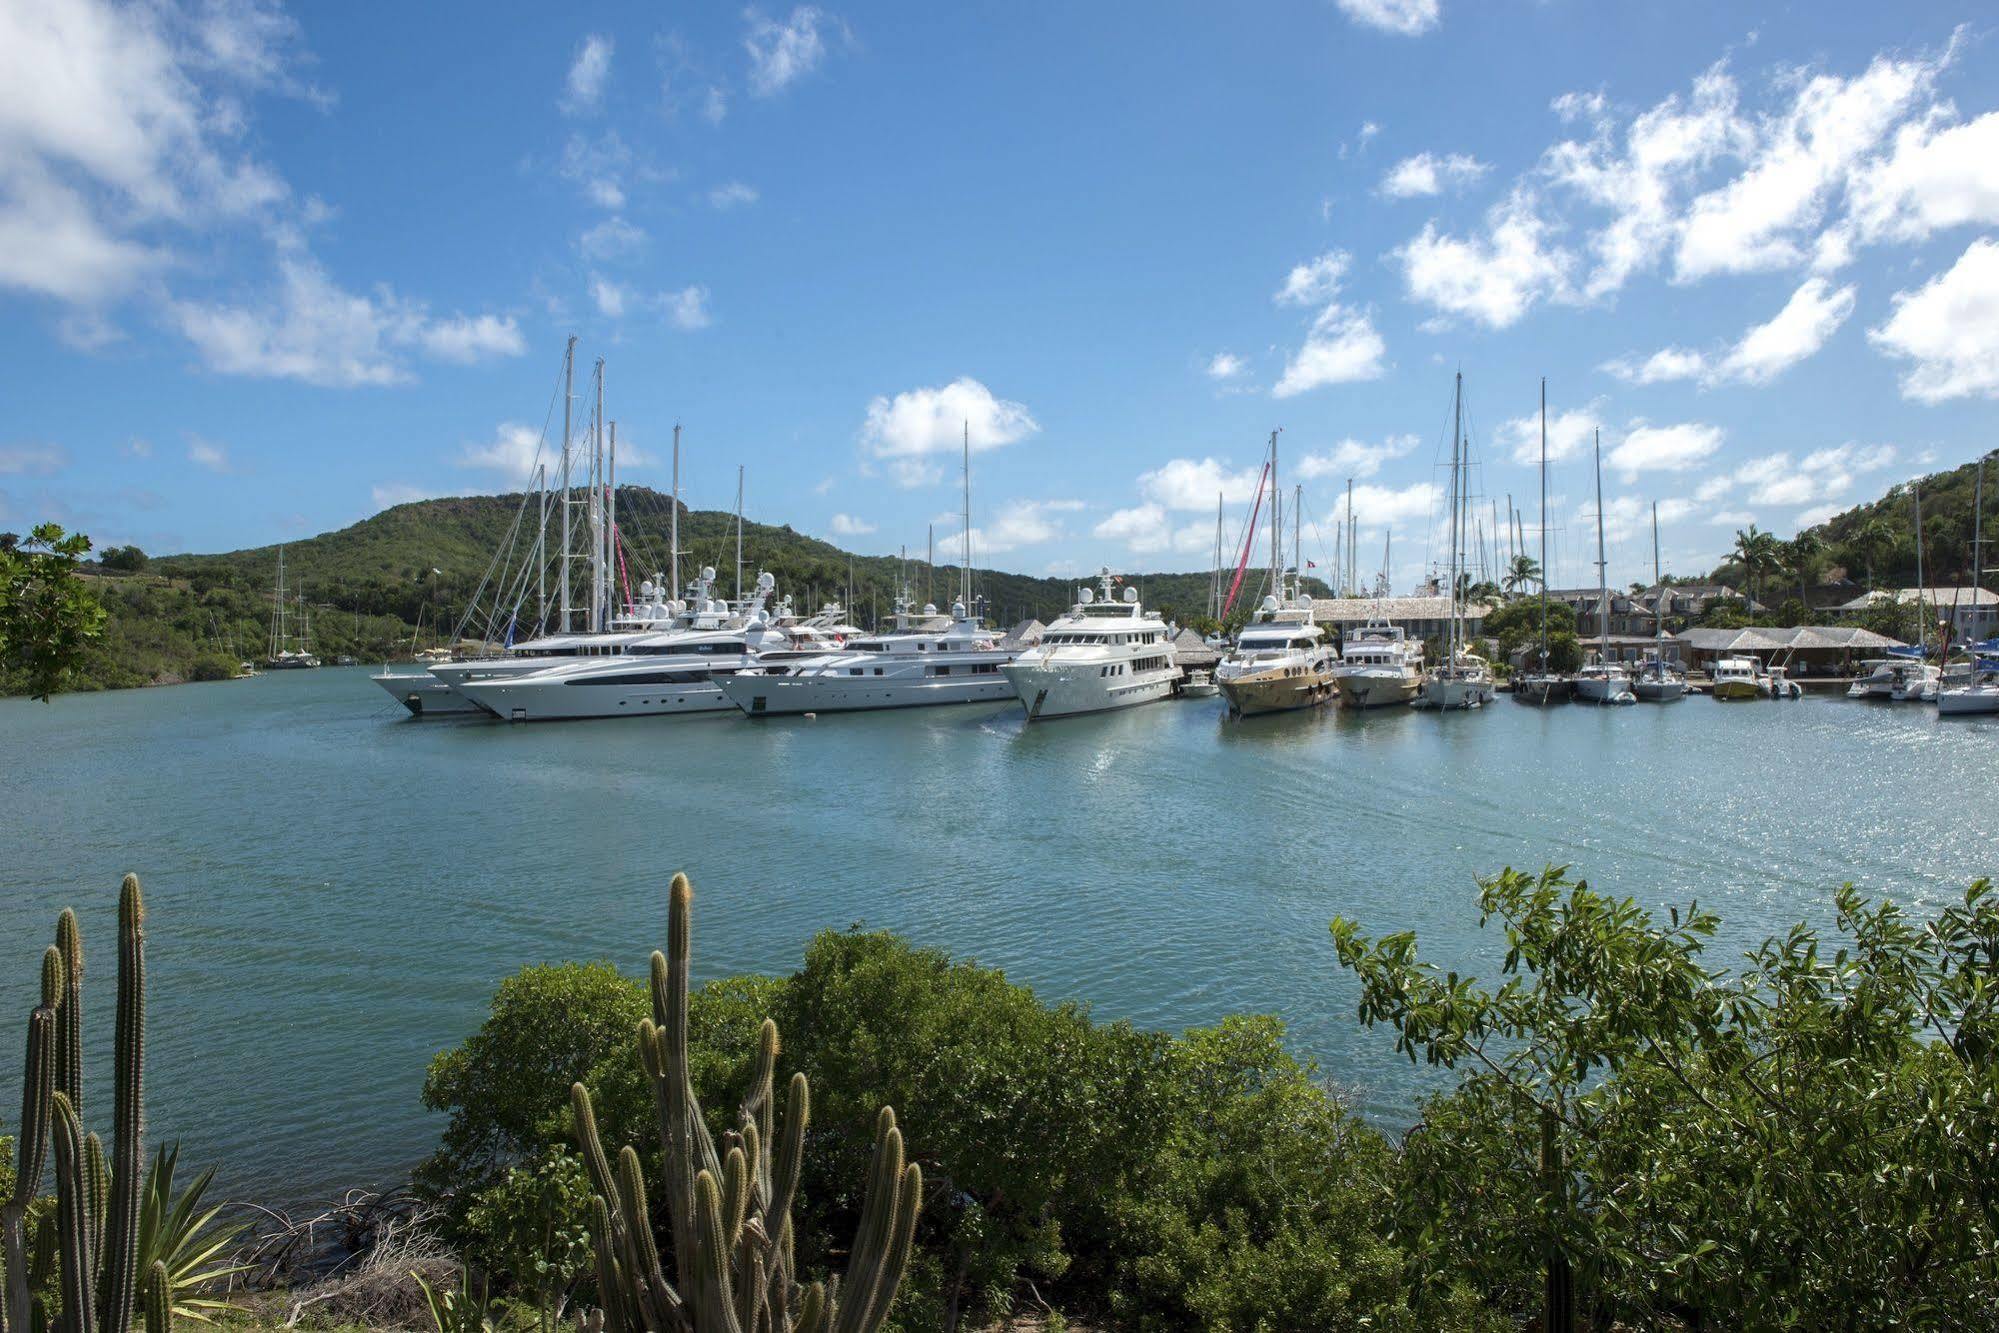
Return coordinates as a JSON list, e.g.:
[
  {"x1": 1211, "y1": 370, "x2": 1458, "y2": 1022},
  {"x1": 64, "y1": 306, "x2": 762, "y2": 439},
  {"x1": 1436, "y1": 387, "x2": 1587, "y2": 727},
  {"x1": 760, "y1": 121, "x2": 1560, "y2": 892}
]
[{"x1": 2, "y1": 667, "x2": 1993, "y2": 1204}]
